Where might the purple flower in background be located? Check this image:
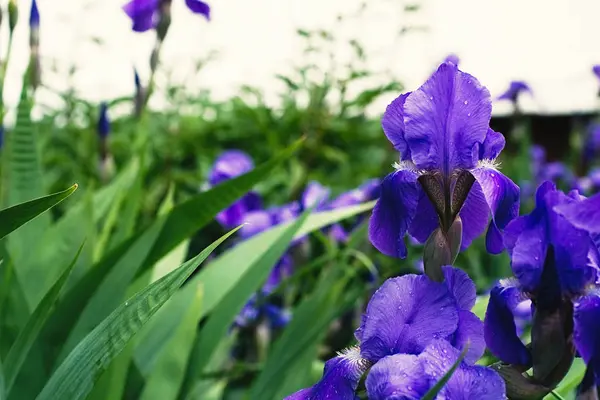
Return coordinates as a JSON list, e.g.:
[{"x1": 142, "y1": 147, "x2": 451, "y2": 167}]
[
  {"x1": 497, "y1": 80, "x2": 532, "y2": 103},
  {"x1": 97, "y1": 102, "x2": 110, "y2": 139},
  {"x1": 29, "y1": 0, "x2": 40, "y2": 28},
  {"x1": 122, "y1": 0, "x2": 210, "y2": 33},
  {"x1": 593, "y1": 65, "x2": 600, "y2": 82},
  {"x1": 584, "y1": 123, "x2": 600, "y2": 162},
  {"x1": 369, "y1": 62, "x2": 519, "y2": 279},
  {"x1": 485, "y1": 182, "x2": 600, "y2": 389},
  {"x1": 301, "y1": 181, "x2": 330, "y2": 211},
  {"x1": 208, "y1": 150, "x2": 262, "y2": 228},
  {"x1": 286, "y1": 266, "x2": 503, "y2": 399}
]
